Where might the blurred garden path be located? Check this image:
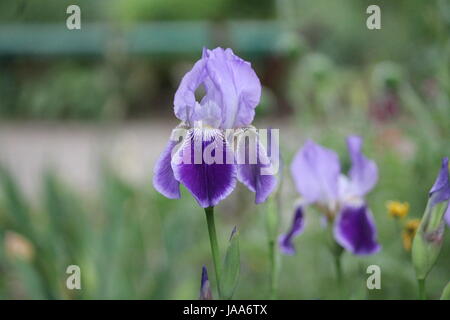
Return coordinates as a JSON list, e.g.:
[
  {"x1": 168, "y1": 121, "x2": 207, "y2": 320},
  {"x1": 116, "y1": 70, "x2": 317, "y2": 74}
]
[
  {"x1": 0, "y1": 120, "x2": 178, "y2": 198},
  {"x1": 0, "y1": 119, "x2": 296, "y2": 199}
]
